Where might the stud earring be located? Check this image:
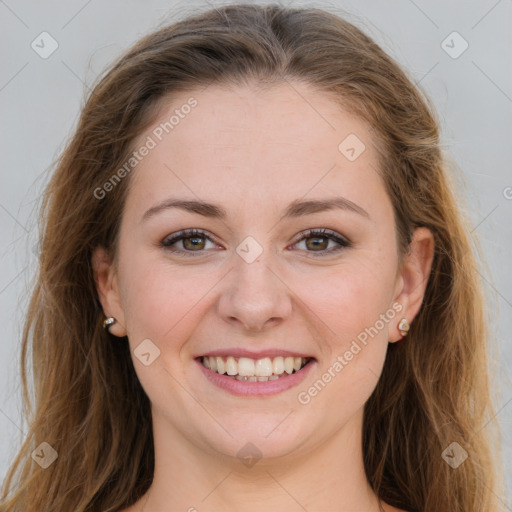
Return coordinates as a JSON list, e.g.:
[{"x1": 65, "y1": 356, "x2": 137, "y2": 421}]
[
  {"x1": 103, "y1": 316, "x2": 116, "y2": 331},
  {"x1": 398, "y1": 318, "x2": 410, "y2": 337}
]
